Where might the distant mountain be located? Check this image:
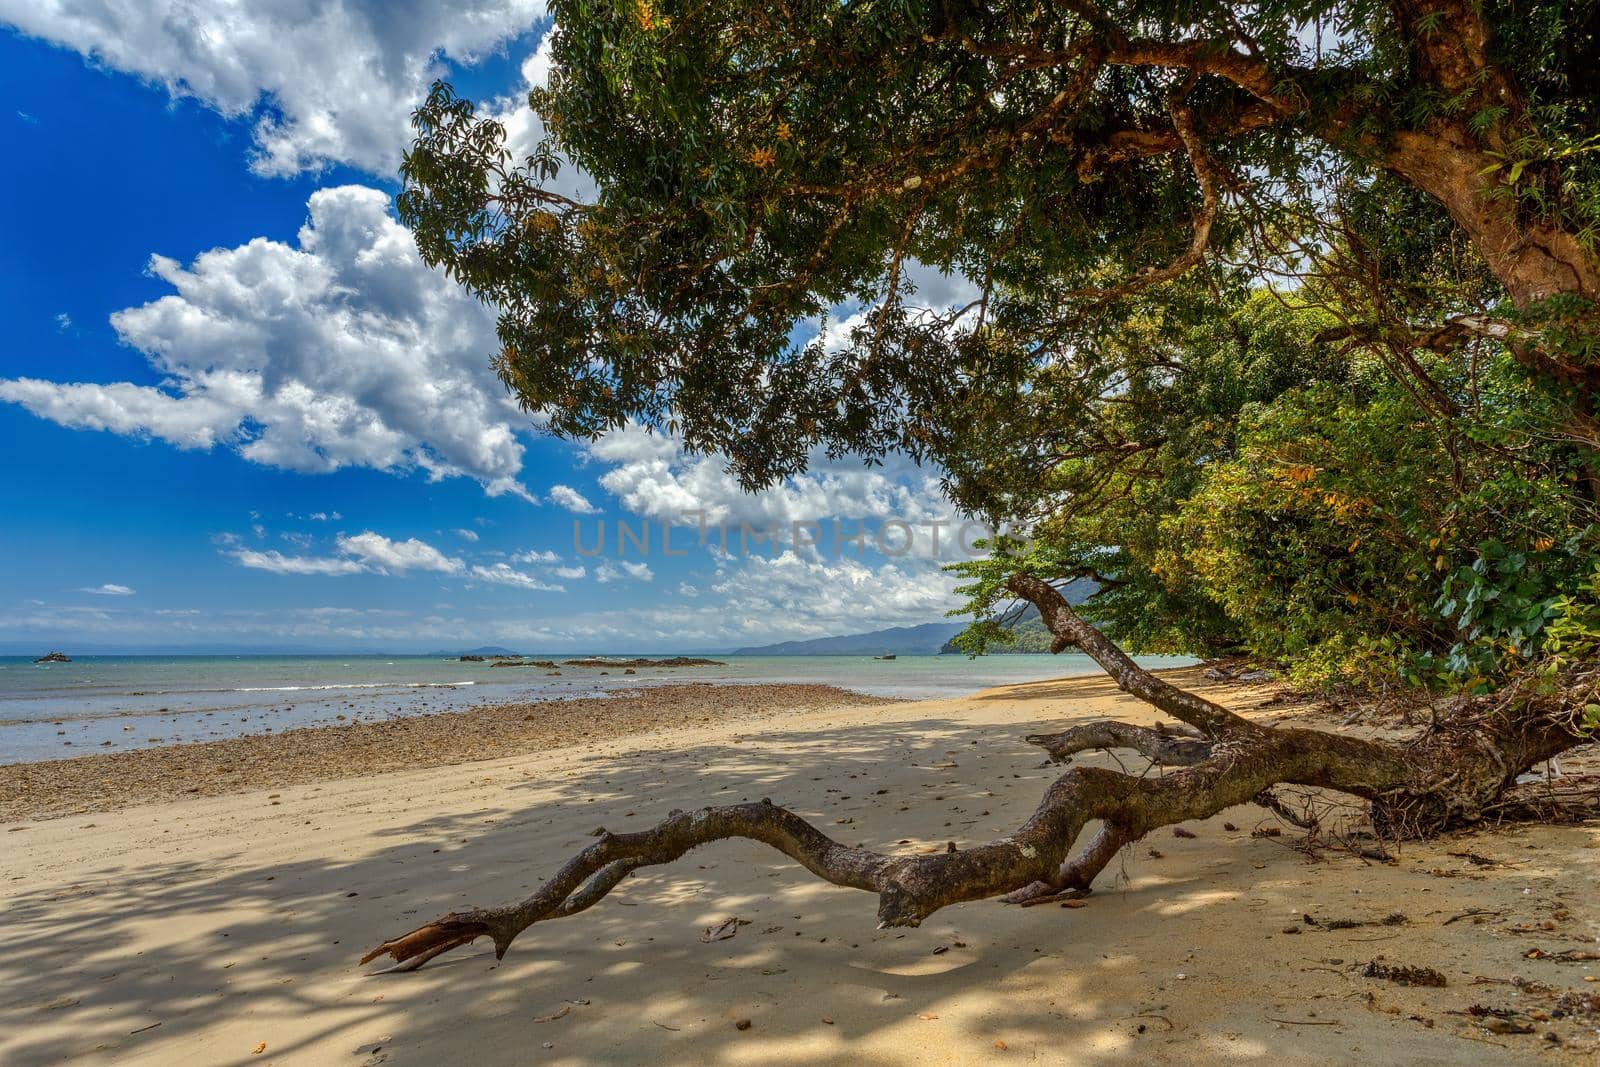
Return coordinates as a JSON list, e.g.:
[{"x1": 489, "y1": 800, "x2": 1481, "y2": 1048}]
[
  {"x1": 941, "y1": 613, "x2": 1054, "y2": 654},
  {"x1": 730, "y1": 580, "x2": 1100, "y2": 657},
  {"x1": 939, "y1": 580, "x2": 1098, "y2": 654},
  {"x1": 436, "y1": 645, "x2": 521, "y2": 657},
  {"x1": 732, "y1": 622, "x2": 965, "y2": 656}
]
